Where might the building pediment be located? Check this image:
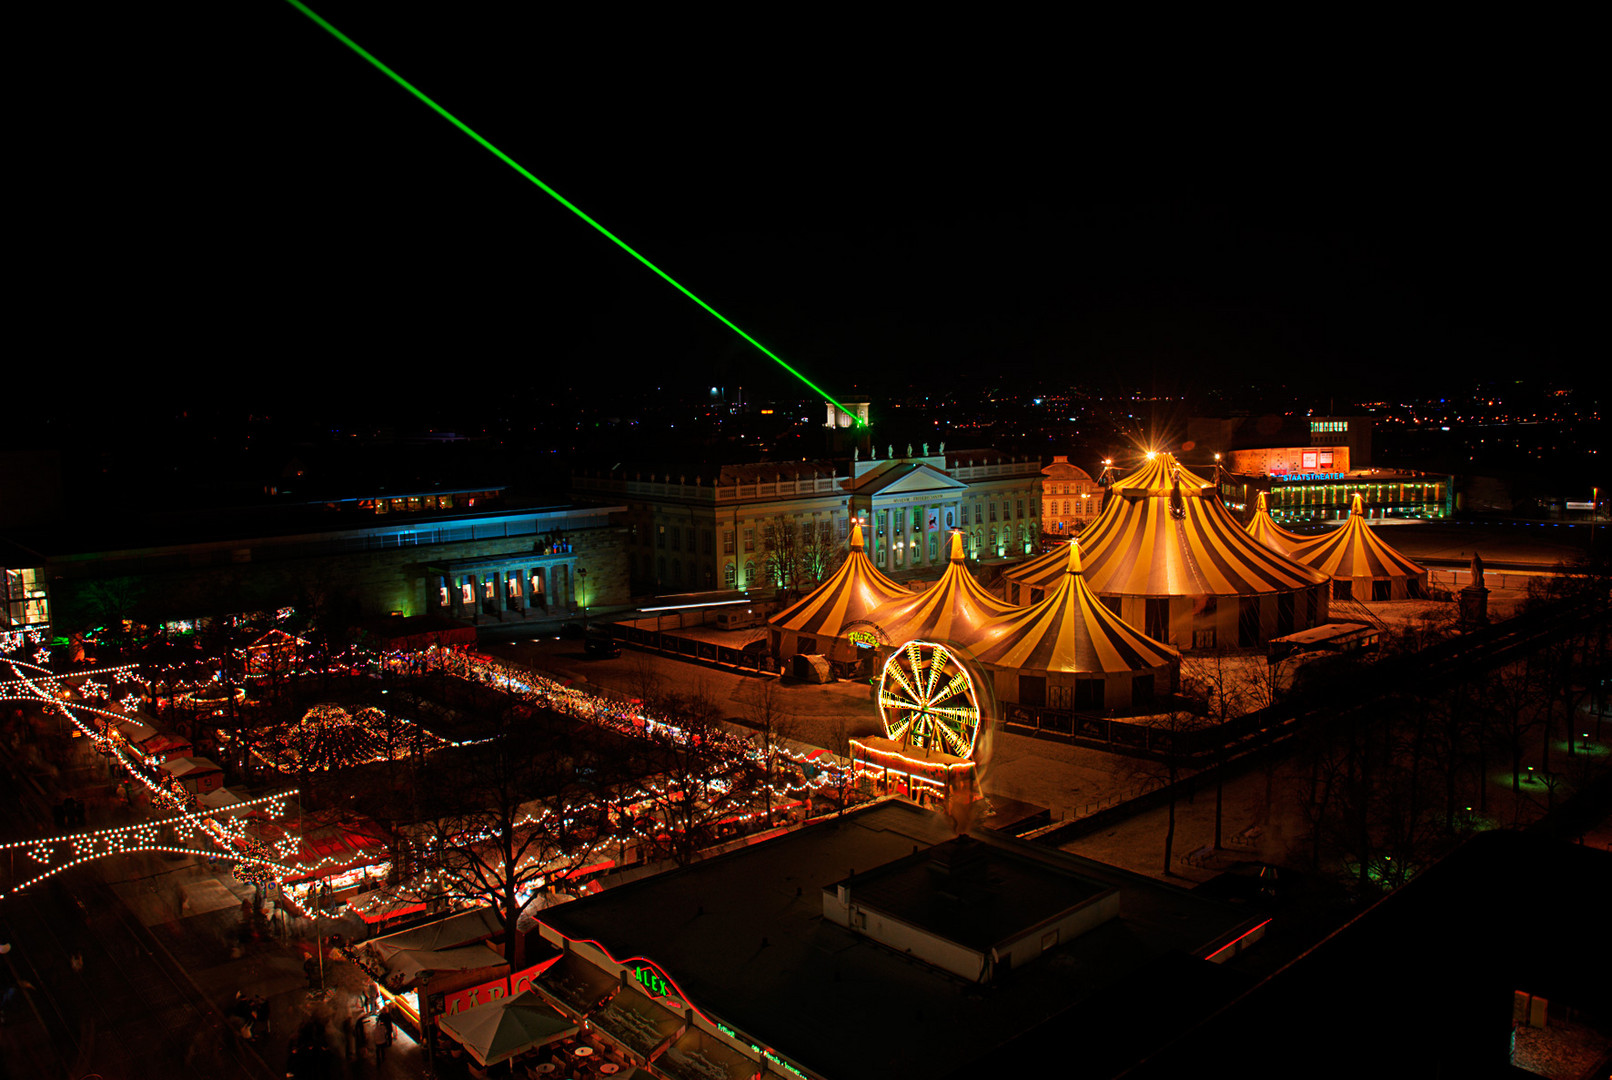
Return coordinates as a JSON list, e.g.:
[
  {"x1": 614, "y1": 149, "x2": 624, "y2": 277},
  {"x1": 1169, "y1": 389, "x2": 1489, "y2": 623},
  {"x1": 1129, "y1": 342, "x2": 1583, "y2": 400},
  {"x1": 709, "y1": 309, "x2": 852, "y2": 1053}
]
[{"x1": 851, "y1": 463, "x2": 970, "y2": 497}]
